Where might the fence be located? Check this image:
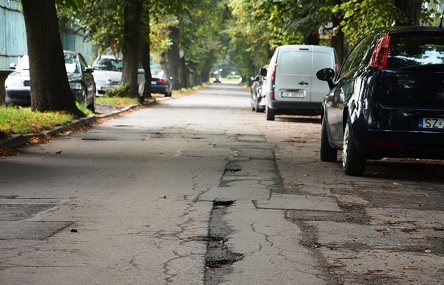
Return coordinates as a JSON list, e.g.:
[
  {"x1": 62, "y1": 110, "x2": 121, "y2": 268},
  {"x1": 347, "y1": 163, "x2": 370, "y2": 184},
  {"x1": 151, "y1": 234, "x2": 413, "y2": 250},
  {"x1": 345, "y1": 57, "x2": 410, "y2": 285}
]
[{"x1": 0, "y1": 0, "x2": 96, "y2": 68}]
